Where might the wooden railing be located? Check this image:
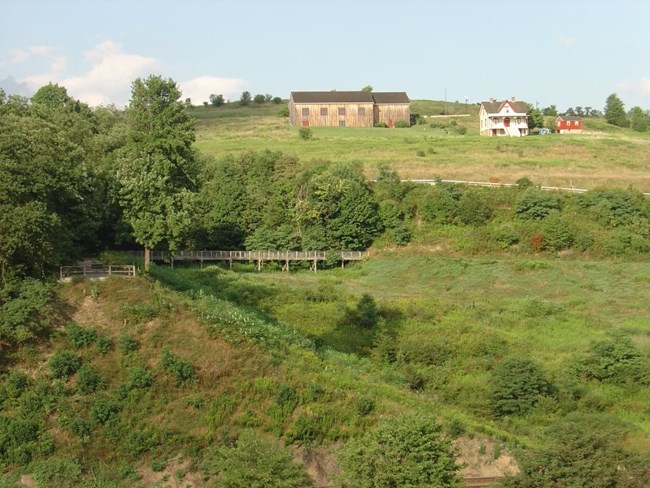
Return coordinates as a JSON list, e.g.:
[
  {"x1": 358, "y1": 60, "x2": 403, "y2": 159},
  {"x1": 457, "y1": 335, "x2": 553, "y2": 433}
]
[
  {"x1": 120, "y1": 250, "x2": 369, "y2": 262},
  {"x1": 59, "y1": 265, "x2": 136, "y2": 280}
]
